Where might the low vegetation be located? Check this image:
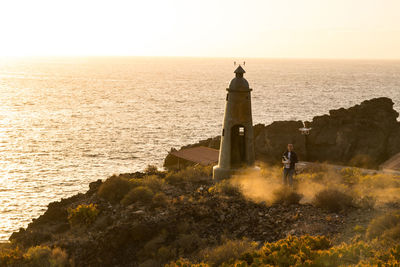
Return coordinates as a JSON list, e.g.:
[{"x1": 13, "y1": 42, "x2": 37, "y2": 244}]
[
  {"x1": 0, "y1": 245, "x2": 69, "y2": 267},
  {"x1": 165, "y1": 165, "x2": 212, "y2": 185},
  {"x1": 314, "y1": 188, "x2": 353, "y2": 212},
  {"x1": 121, "y1": 186, "x2": 154, "y2": 206},
  {"x1": 67, "y1": 203, "x2": 99, "y2": 226},
  {"x1": 366, "y1": 213, "x2": 400, "y2": 240},
  {"x1": 3, "y1": 164, "x2": 400, "y2": 266},
  {"x1": 97, "y1": 175, "x2": 132, "y2": 203},
  {"x1": 208, "y1": 180, "x2": 241, "y2": 197},
  {"x1": 199, "y1": 239, "x2": 257, "y2": 267},
  {"x1": 168, "y1": 235, "x2": 400, "y2": 266},
  {"x1": 272, "y1": 187, "x2": 303, "y2": 205}
]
